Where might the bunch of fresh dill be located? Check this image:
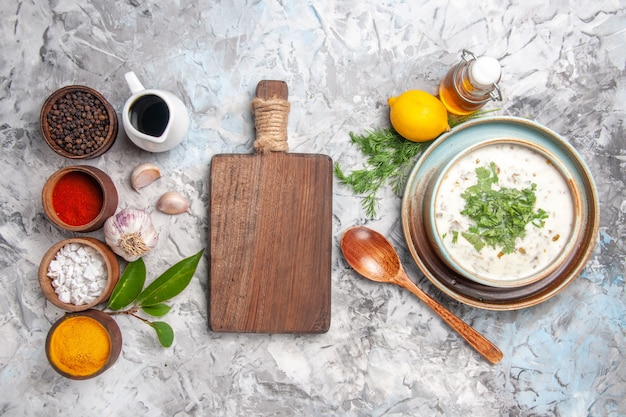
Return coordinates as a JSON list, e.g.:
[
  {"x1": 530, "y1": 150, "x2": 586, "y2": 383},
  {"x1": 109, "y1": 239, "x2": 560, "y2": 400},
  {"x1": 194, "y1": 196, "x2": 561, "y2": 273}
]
[
  {"x1": 335, "y1": 111, "x2": 497, "y2": 218},
  {"x1": 334, "y1": 128, "x2": 429, "y2": 218}
]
